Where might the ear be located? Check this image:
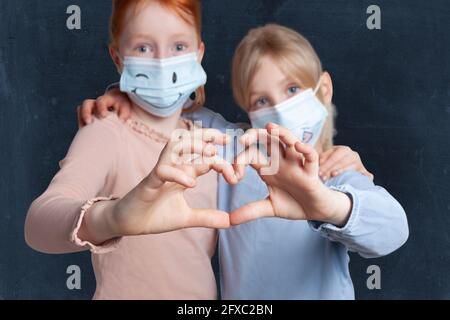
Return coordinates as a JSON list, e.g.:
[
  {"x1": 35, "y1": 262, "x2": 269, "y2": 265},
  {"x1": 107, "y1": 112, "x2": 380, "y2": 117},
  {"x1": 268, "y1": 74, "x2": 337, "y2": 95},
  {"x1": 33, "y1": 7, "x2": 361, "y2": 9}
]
[
  {"x1": 197, "y1": 41, "x2": 205, "y2": 63},
  {"x1": 109, "y1": 44, "x2": 123, "y2": 73},
  {"x1": 319, "y1": 71, "x2": 333, "y2": 105}
]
